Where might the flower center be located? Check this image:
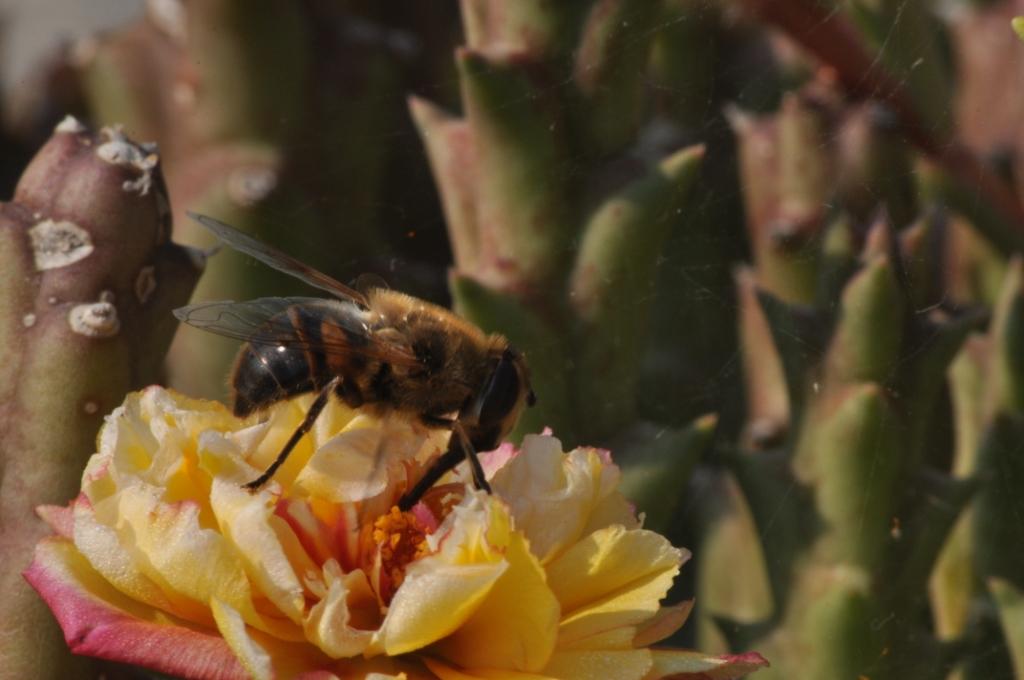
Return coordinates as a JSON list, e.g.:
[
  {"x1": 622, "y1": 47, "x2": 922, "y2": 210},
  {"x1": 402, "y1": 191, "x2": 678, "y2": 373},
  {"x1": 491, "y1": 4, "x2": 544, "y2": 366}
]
[{"x1": 370, "y1": 506, "x2": 430, "y2": 603}]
